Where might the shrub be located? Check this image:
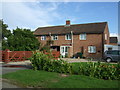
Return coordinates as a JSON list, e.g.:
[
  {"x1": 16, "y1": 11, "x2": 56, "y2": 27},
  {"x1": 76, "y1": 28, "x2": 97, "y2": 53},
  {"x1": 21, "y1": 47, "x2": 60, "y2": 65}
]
[
  {"x1": 78, "y1": 61, "x2": 119, "y2": 80},
  {"x1": 29, "y1": 51, "x2": 72, "y2": 74}
]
